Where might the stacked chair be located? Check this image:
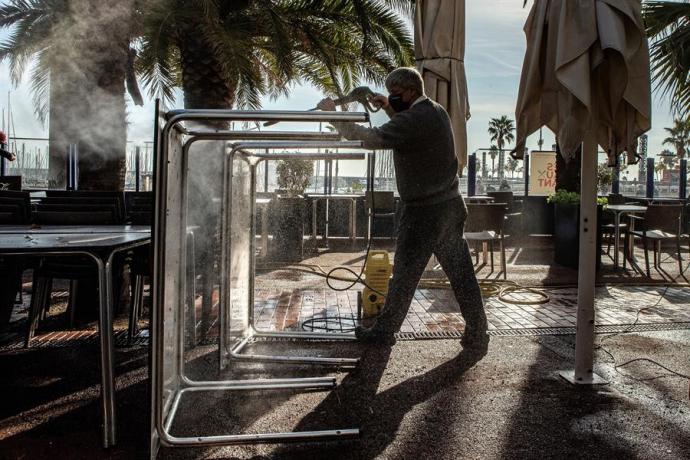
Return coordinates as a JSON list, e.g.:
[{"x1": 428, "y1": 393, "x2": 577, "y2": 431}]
[
  {"x1": 27, "y1": 192, "x2": 124, "y2": 345},
  {"x1": 465, "y1": 203, "x2": 508, "y2": 279},
  {"x1": 0, "y1": 190, "x2": 31, "y2": 224},
  {"x1": 0, "y1": 191, "x2": 31, "y2": 327},
  {"x1": 36, "y1": 190, "x2": 125, "y2": 225},
  {"x1": 125, "y1": 191, "x2": 153, "y2": 225},
  {"x1": 124, "y1": 191, "x2": 153, "y2": 342},
  {"x1": 25, "y1": 191, "x2": 150, "y2": 346}
]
